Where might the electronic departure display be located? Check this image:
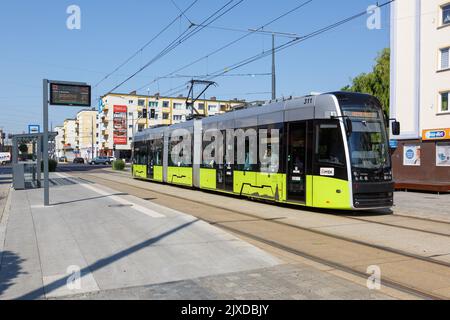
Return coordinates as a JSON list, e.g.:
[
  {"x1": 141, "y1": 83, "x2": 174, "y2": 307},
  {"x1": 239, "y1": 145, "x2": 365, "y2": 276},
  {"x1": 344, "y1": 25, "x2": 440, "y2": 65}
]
[{"x1": 50, "y1": 83, "x2": 91, "y2": 107}]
